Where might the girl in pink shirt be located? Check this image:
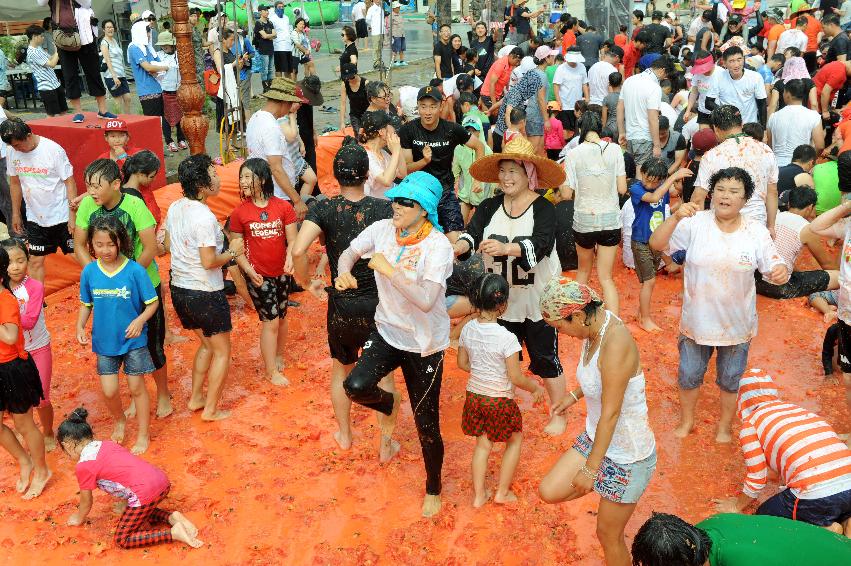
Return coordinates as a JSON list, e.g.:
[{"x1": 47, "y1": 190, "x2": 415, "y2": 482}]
[
  {"x1": 59, "y1": 407, "x2": 203, "y2": 549},
  {"x1": 544, "y1": 102, "x2": 566, "y2": 160}
]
